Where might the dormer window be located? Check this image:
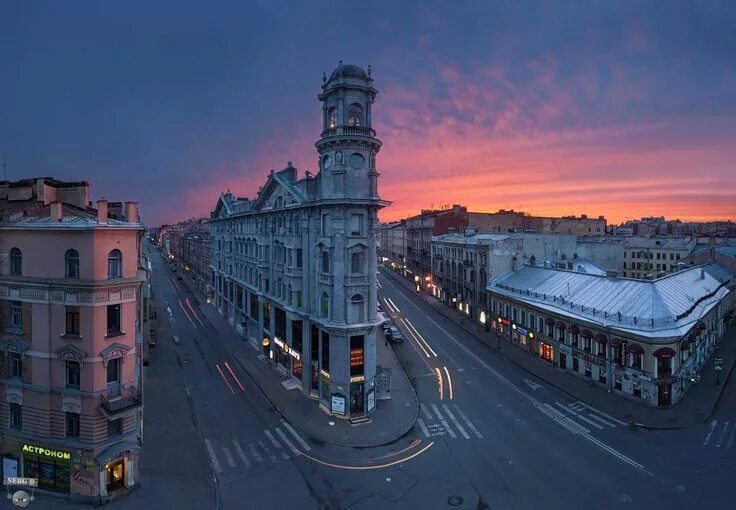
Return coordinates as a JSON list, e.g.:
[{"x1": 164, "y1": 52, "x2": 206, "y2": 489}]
[{"x1": 348, "y1": 104, "x2": 362, "y2": 126}]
